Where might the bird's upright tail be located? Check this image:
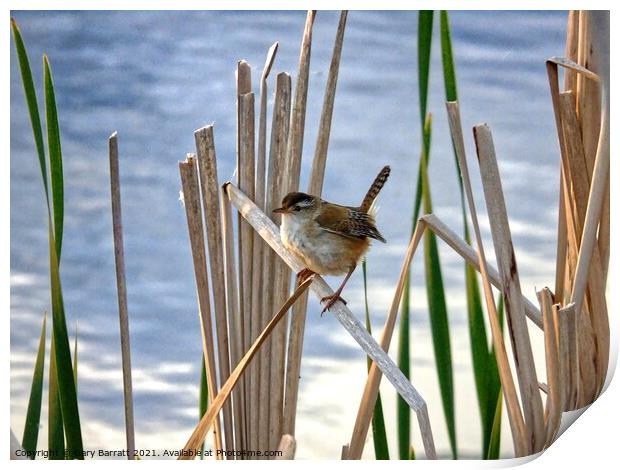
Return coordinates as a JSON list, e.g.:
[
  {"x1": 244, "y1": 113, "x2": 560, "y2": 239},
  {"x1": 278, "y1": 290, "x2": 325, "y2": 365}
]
[{"x1": 359, "y1": 165, "x2": 391, "y2": 214}]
